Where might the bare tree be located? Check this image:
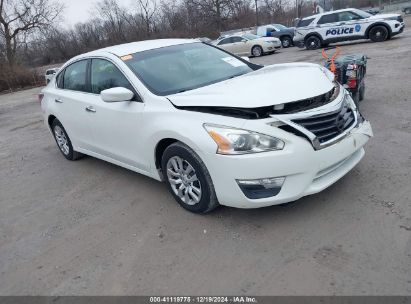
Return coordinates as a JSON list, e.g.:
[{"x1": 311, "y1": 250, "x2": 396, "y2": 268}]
[
  {"x1": 135, "y1": 0, "x2": 157, "y2": 36},
  {"x1": 0, "y1": 0, "x2": 63, "y2": 67},
  {"x1": 96, "y1": 0, "x2": 129, "y2": 43}
]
